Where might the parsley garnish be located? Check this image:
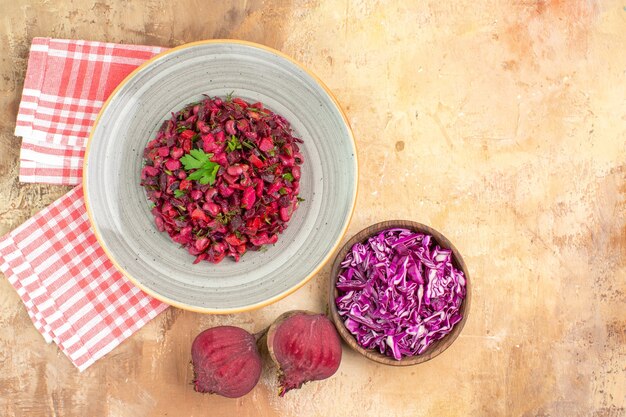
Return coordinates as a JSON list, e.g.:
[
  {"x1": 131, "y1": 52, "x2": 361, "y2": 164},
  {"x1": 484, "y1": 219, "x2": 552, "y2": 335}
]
[
  {"x1": 180, "y1": 149, "x2": 220, "y2": 185},
  {"x1": 225, "y1": 91, "x2": 234, "y2": 102},
  {"x1": 227, "y1": 135, "x2": 242, "y2": 152},
  {"x1": 174, "y1": 189, "x2": 186, "y2": 198},
  {"x1": 282, "y1": 173, "x2": 294, "y2": 182},
  {"x1": 180, "y1": 149, "x2": 211, "y2": 169}
]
